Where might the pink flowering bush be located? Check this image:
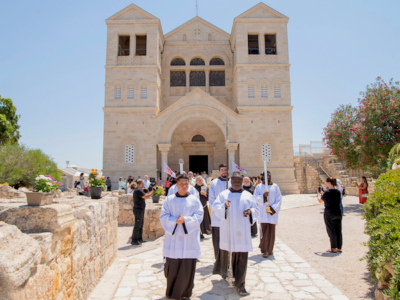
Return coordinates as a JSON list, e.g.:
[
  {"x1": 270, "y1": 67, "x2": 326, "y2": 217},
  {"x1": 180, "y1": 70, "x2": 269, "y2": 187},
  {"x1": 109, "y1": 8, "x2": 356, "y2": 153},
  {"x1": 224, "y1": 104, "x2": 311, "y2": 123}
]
[
  {"x1": 34, "y1": 175, "x2": 62, "y2": 193},
  {"x1": 324, "y1": 77, "x2": 400, "y2": 178}
]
